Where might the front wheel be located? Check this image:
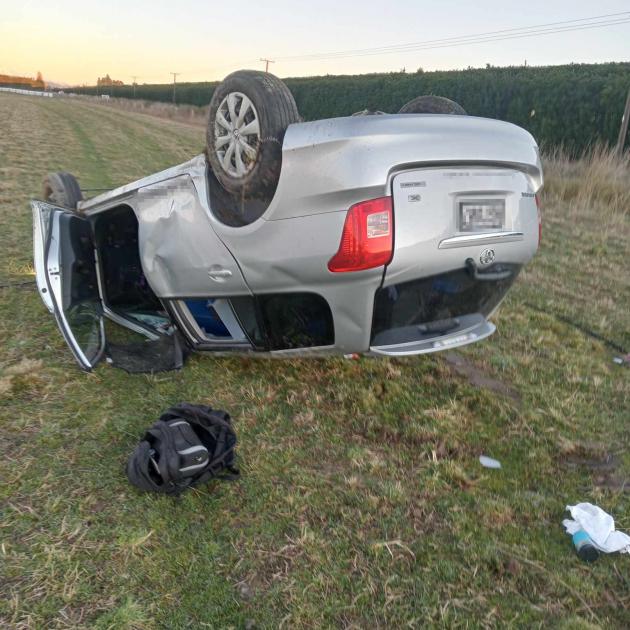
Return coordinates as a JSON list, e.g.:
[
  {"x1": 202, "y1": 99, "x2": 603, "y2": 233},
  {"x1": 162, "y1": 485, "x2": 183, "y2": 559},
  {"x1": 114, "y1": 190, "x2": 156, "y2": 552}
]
[{"x1": 206, "y1": 70, "x2": 300, "y2": 198}]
